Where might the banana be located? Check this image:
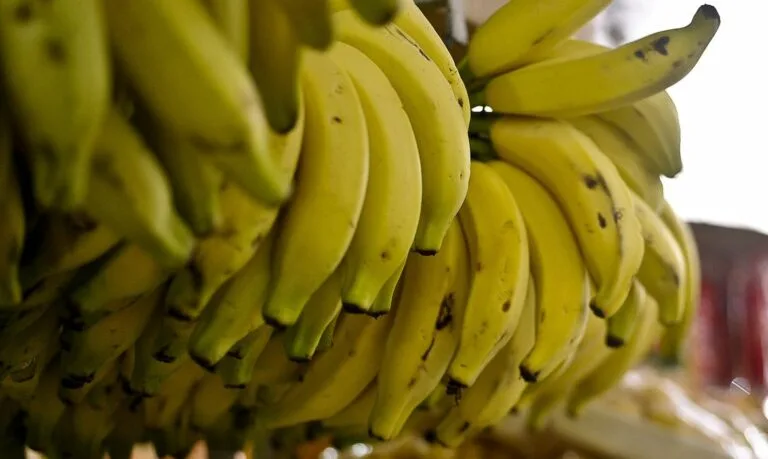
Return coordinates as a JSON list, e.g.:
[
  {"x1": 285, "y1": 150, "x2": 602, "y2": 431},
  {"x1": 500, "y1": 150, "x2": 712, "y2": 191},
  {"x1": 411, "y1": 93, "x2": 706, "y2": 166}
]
[
  {"x1": 0, "y1": 107, "x2": 23, "y2": 305},
  {"x1": 461, "y1": 0, "x2": 611, "y2": 81},
  {"x1": 67, "y1": 243, "x2": 170, "y2": 323},
  {"x1": 432, "y1": 277, "x2": 536, "y2": 448},
  {"x1": 606, "y1": 280, "x2": 647, "y2": 348},
  {"x1": 60, "y1": 287, "x2": 161, "y2": 390},
  {"x1": 188, "y1": 232, "x2": 274, "y2": 368},
  {"x1": 164, "y1": 91, "x2": 305, "y2": 322},
  {"x1": 632, "y1": 192, "x2": 687, "y2": 325},
  {"x1": 104, "y1": 402, "x2": 146, "y2": 459},
  {"x1": 216, "y1": 325, "x2": 273, "y2": 389},
  {"x1": 189, "y1": 372, "x2": 240, "y2": 430},
  {"x1": 477, "y1": 5, "x2": 720, "y2": 117},
  {"x1": 370, "y1": 221, "x2": 468, "y2": 440},
  {"x1": 323, "y1": 382, "x2": 377, "y2": 428},
  {"x1": 249, "y1": 0, "x2": 302, "y2": 133},
  {"x1": 347, "y1": 0, "x2": 402, "y2": 26},
  {"x1": 479, "y1": 116, "x2": 644, "y2": 318},
  {"x1": 23, "y1": 359, "x2": 66, "y2": 453},
  {"x1": 0, "y1": 0, "x2": 109, "y2": 209},
  {"x1": 284, "y1": 270, "x2": 343, "y2": 361},
  {"x1": 58, "y1": 356, "x2": 116, "y2": 406},
  {"x1": 126, "y1": 304, "x2": 174, "y2": 396},
  {"x1": 316, "y1": 314, "x2": 339, "y2": 353},
  {"x1": 448, "y1": 160, "x2": 529, "y2": 388},
  {"x1": 1, "y1": 333, "x2": 57, "y2": 406},
  {"x1": 143, "y1": 358, "x2": 205, "y2": 430},
  {"x1": 334, "y1": 9, "x2": 470, "y2": 254},
  {"x1": 329, "y1": 42, "x2": 422, "y2": 313},
  {"x1": 568, "y1": 115, "x2": 665, "y2": 212},
  {"x1": 392, "y1": 0, "x2": 470, "y2": 126},
  {"x1": 104, "y1": 0, "x2": 288, "y2": 204},
  {"x1": 280, "y1": 0, "x2": 334, "y2": 50},
  {"x1": 18, "y1": 213, "x2": 120, "y2": 289},
  {"x1": 201, "y1": 0, "x2": 249, "y2": 62},
  {"x1": 84, "y1": 108, "x2": 195, "y2": 268},
  {"x1": 658, "y1": 201, "x2": 701, "y2": 363},
  {"x1": 566, "y1": 294, "x2": 661, "y2": 416},
  {"x1": 595, "y1": 91, "x2": 682, "y2": 178},
  {"x1": 489, "y1": 160, "x2": 590, "y2": 382},
  {"x1": 261, "y1": 313, "x2": 393, "y2": 428},
  {"x1": 263, "y1": 49, "x2": 369, "y2": 328},
  {"x1": 0, "y1": 306, "x2": 58, "y2": 382},
  {"x1": 0, "y1": 306, "x2": 50, "y2": 345},
  {"x1": 227, "y1": 330, "x2": 302, "y2": 391},
  {"x1": 368, "y1": 258, "x2": 406, "y2": 316}
]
